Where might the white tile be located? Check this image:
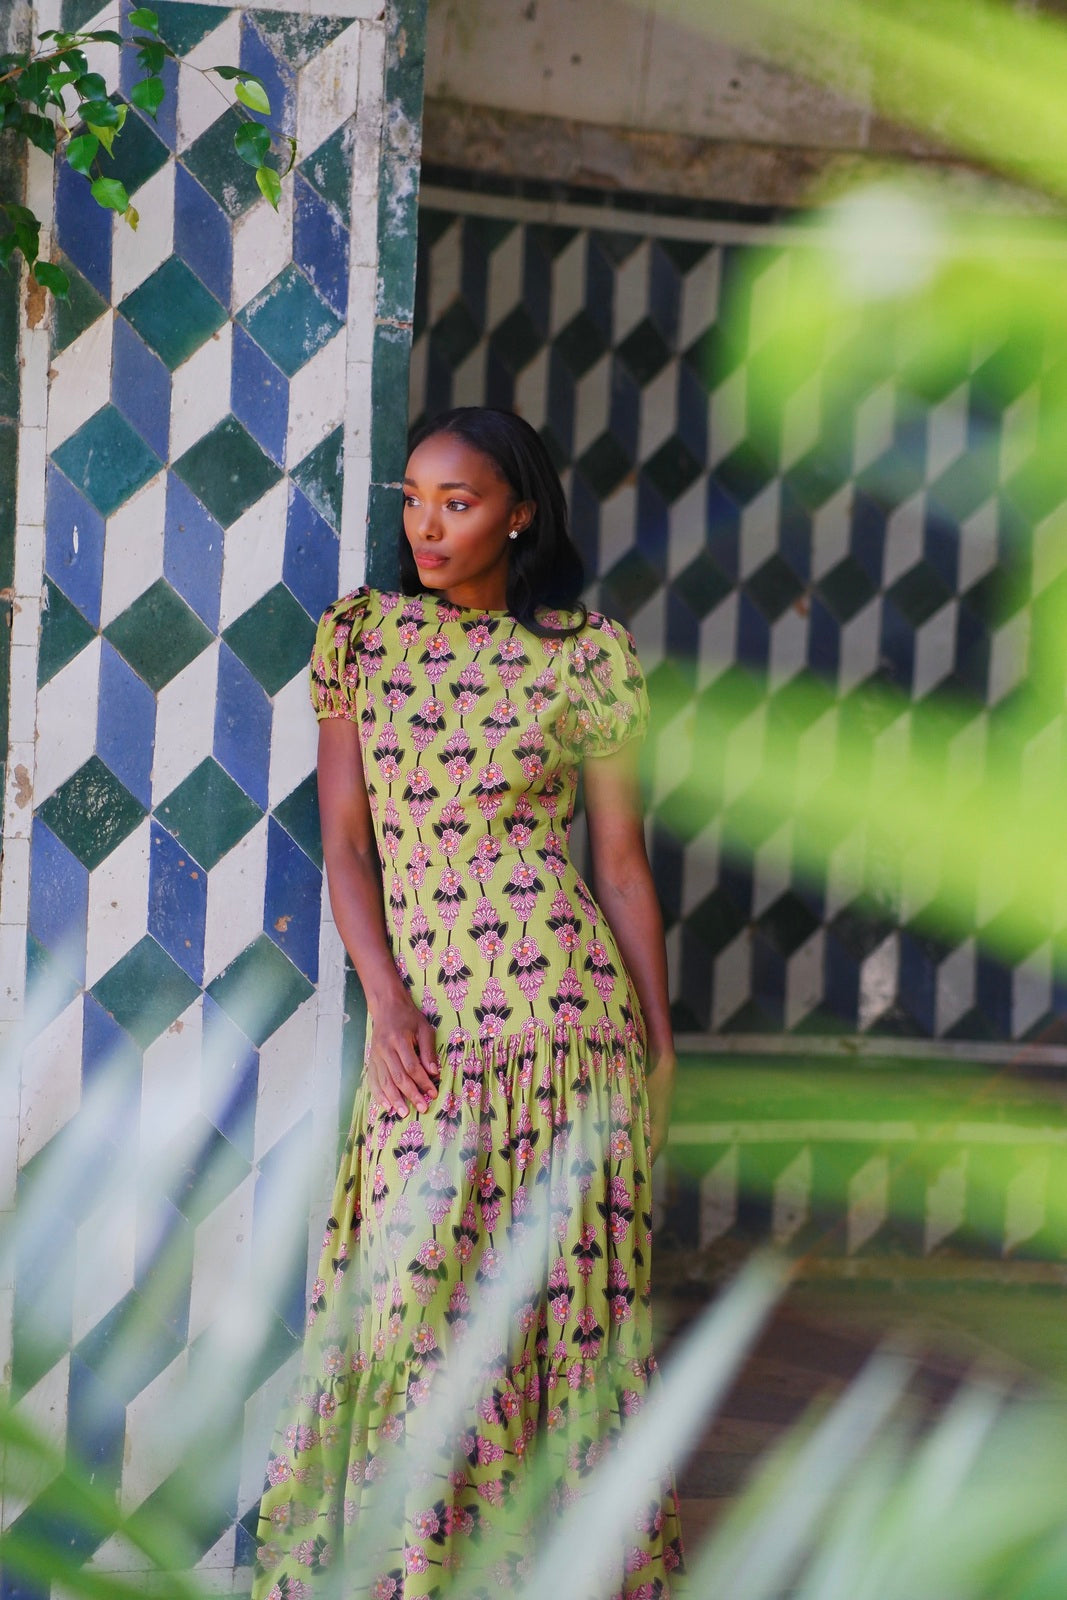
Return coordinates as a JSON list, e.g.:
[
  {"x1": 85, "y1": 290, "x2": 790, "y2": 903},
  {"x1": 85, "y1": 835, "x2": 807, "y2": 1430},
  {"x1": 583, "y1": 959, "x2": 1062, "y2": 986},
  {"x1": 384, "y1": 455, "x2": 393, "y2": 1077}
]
[
  {"x1": 451, "y1": 340, "x2": 487, "y2": 411},
  {"x1": 2, "y1": 741, "x2": 35, "y2": 846},
  {"x1": 781, "y1": 371, "x2": 821, "y2": 471},
  {"x1": 238, "y1": 1351, "x2": 301, "y2": 1510},
  {"x1": 810, "y1": 483, "x2": 852, "y2": 581},
  {"x1": 285, "y1": 329, "x2": 346, "y2": 468},
  {"x1": 218, "y1": 478, "x2": 289, "y2": 629},
  {"x1": 84, "y1": 820, "x2": 151, "y2": 989},
  {"x1": 859, "y1": 934, "x2": 899, "y2": 1031},
  {"x1": 847, "y1": 1154, "x2": 889, "y2": 1253},
  {"x1": 549, "y1": 233, "x2": 587, "y2": 339},
  {"x1": 17, "y1": 995, "x2": 83, "y2": 1168},
  {"x1": 513, "y1": 345, "x2": 549, "y2": 431},
  {"x1": 665, "y1": 475, "x2": 708, "y2": 579},
  {"x1": 72, "y1": 1185, "x2": 137, "y2": 1344},
  {"x1": 573, "y1": 354, "x2": 612, "y2": 461},
  {"x1": 197, "y1": 1527, "x2": 237, "y2": 1573},
  {"x1": 349, "y1": 180, "x2": 378, "y2": 270},
  {"x1": 111, "y1": 164, "x2": 175, "y2": 304},
  {"x1": 738, "y1": 479, "x2": 779, "y2": 579},
  {"x1": 0, "y1": 1286, "x2": 13, "y2": 1388},
  {"x1": 231, "y1": 183, "x2": 295, "y2": 315},
  {"x1": 853, "y1": 379, "x2": 896, "y2": 475},
  {"x1": 12, "y1": 521, "x2": 44, "y2": 598},
  {"x1": 141, "y1": 999, "x2": 203, "y2": 1165},
  {"x1": 346, "y1": 264, "x2": 377, "y2": 363},
  {"x1": 253, "y1": 999, "x2": 318, "y2": 1163},
  {"x1": 268, "y1": 670, "x2": 319, "y2": 810},
  {"x1": 177, "y1": 11, "x2": 244, "y2": 152},
  {"x1": 0, "y1": 1115, "x2": 16, "y2": 1213},
  {"x1": 33, "y1": 636, "x2": 101, "y2": 803},
  {"x1": 637, "y1": 359, "x2": 677, "y2": 462},
  {"x1": 0, "y1": 836, "x2": 30, "y2": 926},
  {"x1": 712, "y1": 932, "x2": 751, "y2": 1030},
  {"x1": 708, "y1": 362, "x2": 746, "y2": 470},
  {"x1": 15, "y1": 422, "x2": 47, "y2": 529},
  {"x1": 202, "y1": 818, "x2": 268, "y2": 984},
  {"x1": 6, "y1": 642, "x2": 38, "y2": 745},
  {"x1": 338, "y1": 450, "x2": 371, "y2": 583},
  {"x1": 188, "y1": 1174, "x2": 255, "y2": 1343},
  {"x1": 46, "y1": 313, "x2": 114, "y2": 452},
  {"x1": 169, "y1": 320, "x2": 232, "y2": 461},
  {"x1": 120, "y1": 1351, "x2": 189, "y2": 1512},
  {"x1": 343, "y1": 356, "x2": 372, "y2": 462},
  {"x1": 5, "y1": 1356, "x2": 69, "y2": 1527},
  {"x1": 427, "y1": 220, "x2": 461, "y2": 327},
  {"x1": 298, "y1": 21, "x2": 361, "y2": 153},
  {"x1": 785, "y1": 931, "x2": 825, "y2": 1031},
  {"x1": 925, "y1": 1151, "x2": 968, "y2": 1252},
  {"x1": 152, "y1": 642, "x2": 220, "y2": 805},
  {"x1": 100, "y1": 474, "x2": 168, "y2": 628},
  {"x1": 10, "y1": 588, "x2": 41, "y2": 649},
  {"x1": 485, "y1": 223, "x2": 524, "y2": 329},
  {"x1": 612, "y1": 241, "x2": 650, "y2": 344},
  {"x1": 926, "y1": 382, "x2": 969, "y2": 482},
  {"x1": 678, "y1": 246, "x2": 721, "y2": 350}
]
